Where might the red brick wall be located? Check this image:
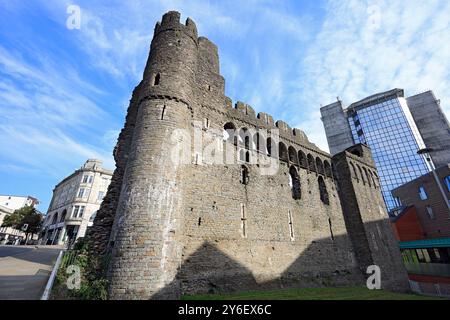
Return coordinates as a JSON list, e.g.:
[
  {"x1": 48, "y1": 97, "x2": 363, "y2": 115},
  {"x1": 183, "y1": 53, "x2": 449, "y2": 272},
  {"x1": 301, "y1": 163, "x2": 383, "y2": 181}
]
[{"x1": 391, "y1": 206, "x2": 425, "y2": 241}]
